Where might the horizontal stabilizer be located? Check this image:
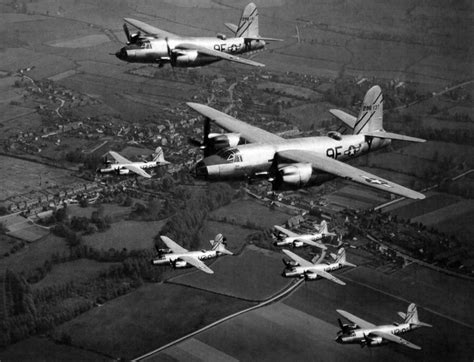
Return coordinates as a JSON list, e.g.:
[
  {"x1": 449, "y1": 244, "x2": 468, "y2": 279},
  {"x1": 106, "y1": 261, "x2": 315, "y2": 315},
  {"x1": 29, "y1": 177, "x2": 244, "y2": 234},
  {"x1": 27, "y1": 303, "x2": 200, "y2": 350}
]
[
  {"x1": 414, "y1": 321, "x2": 433, "y2": 328},
  {"x1": 244, "y1": 36, "x2": 284, "y2": 42},
  {"x1": 365, "y1": 131, "x2": 426, "y2": 143},
  {"x1": 225, "y1": 22, "x2": 238, "y2": 34},
  {"x1": 329, "y1": 109, "x2": 357, "y2": 129}
]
